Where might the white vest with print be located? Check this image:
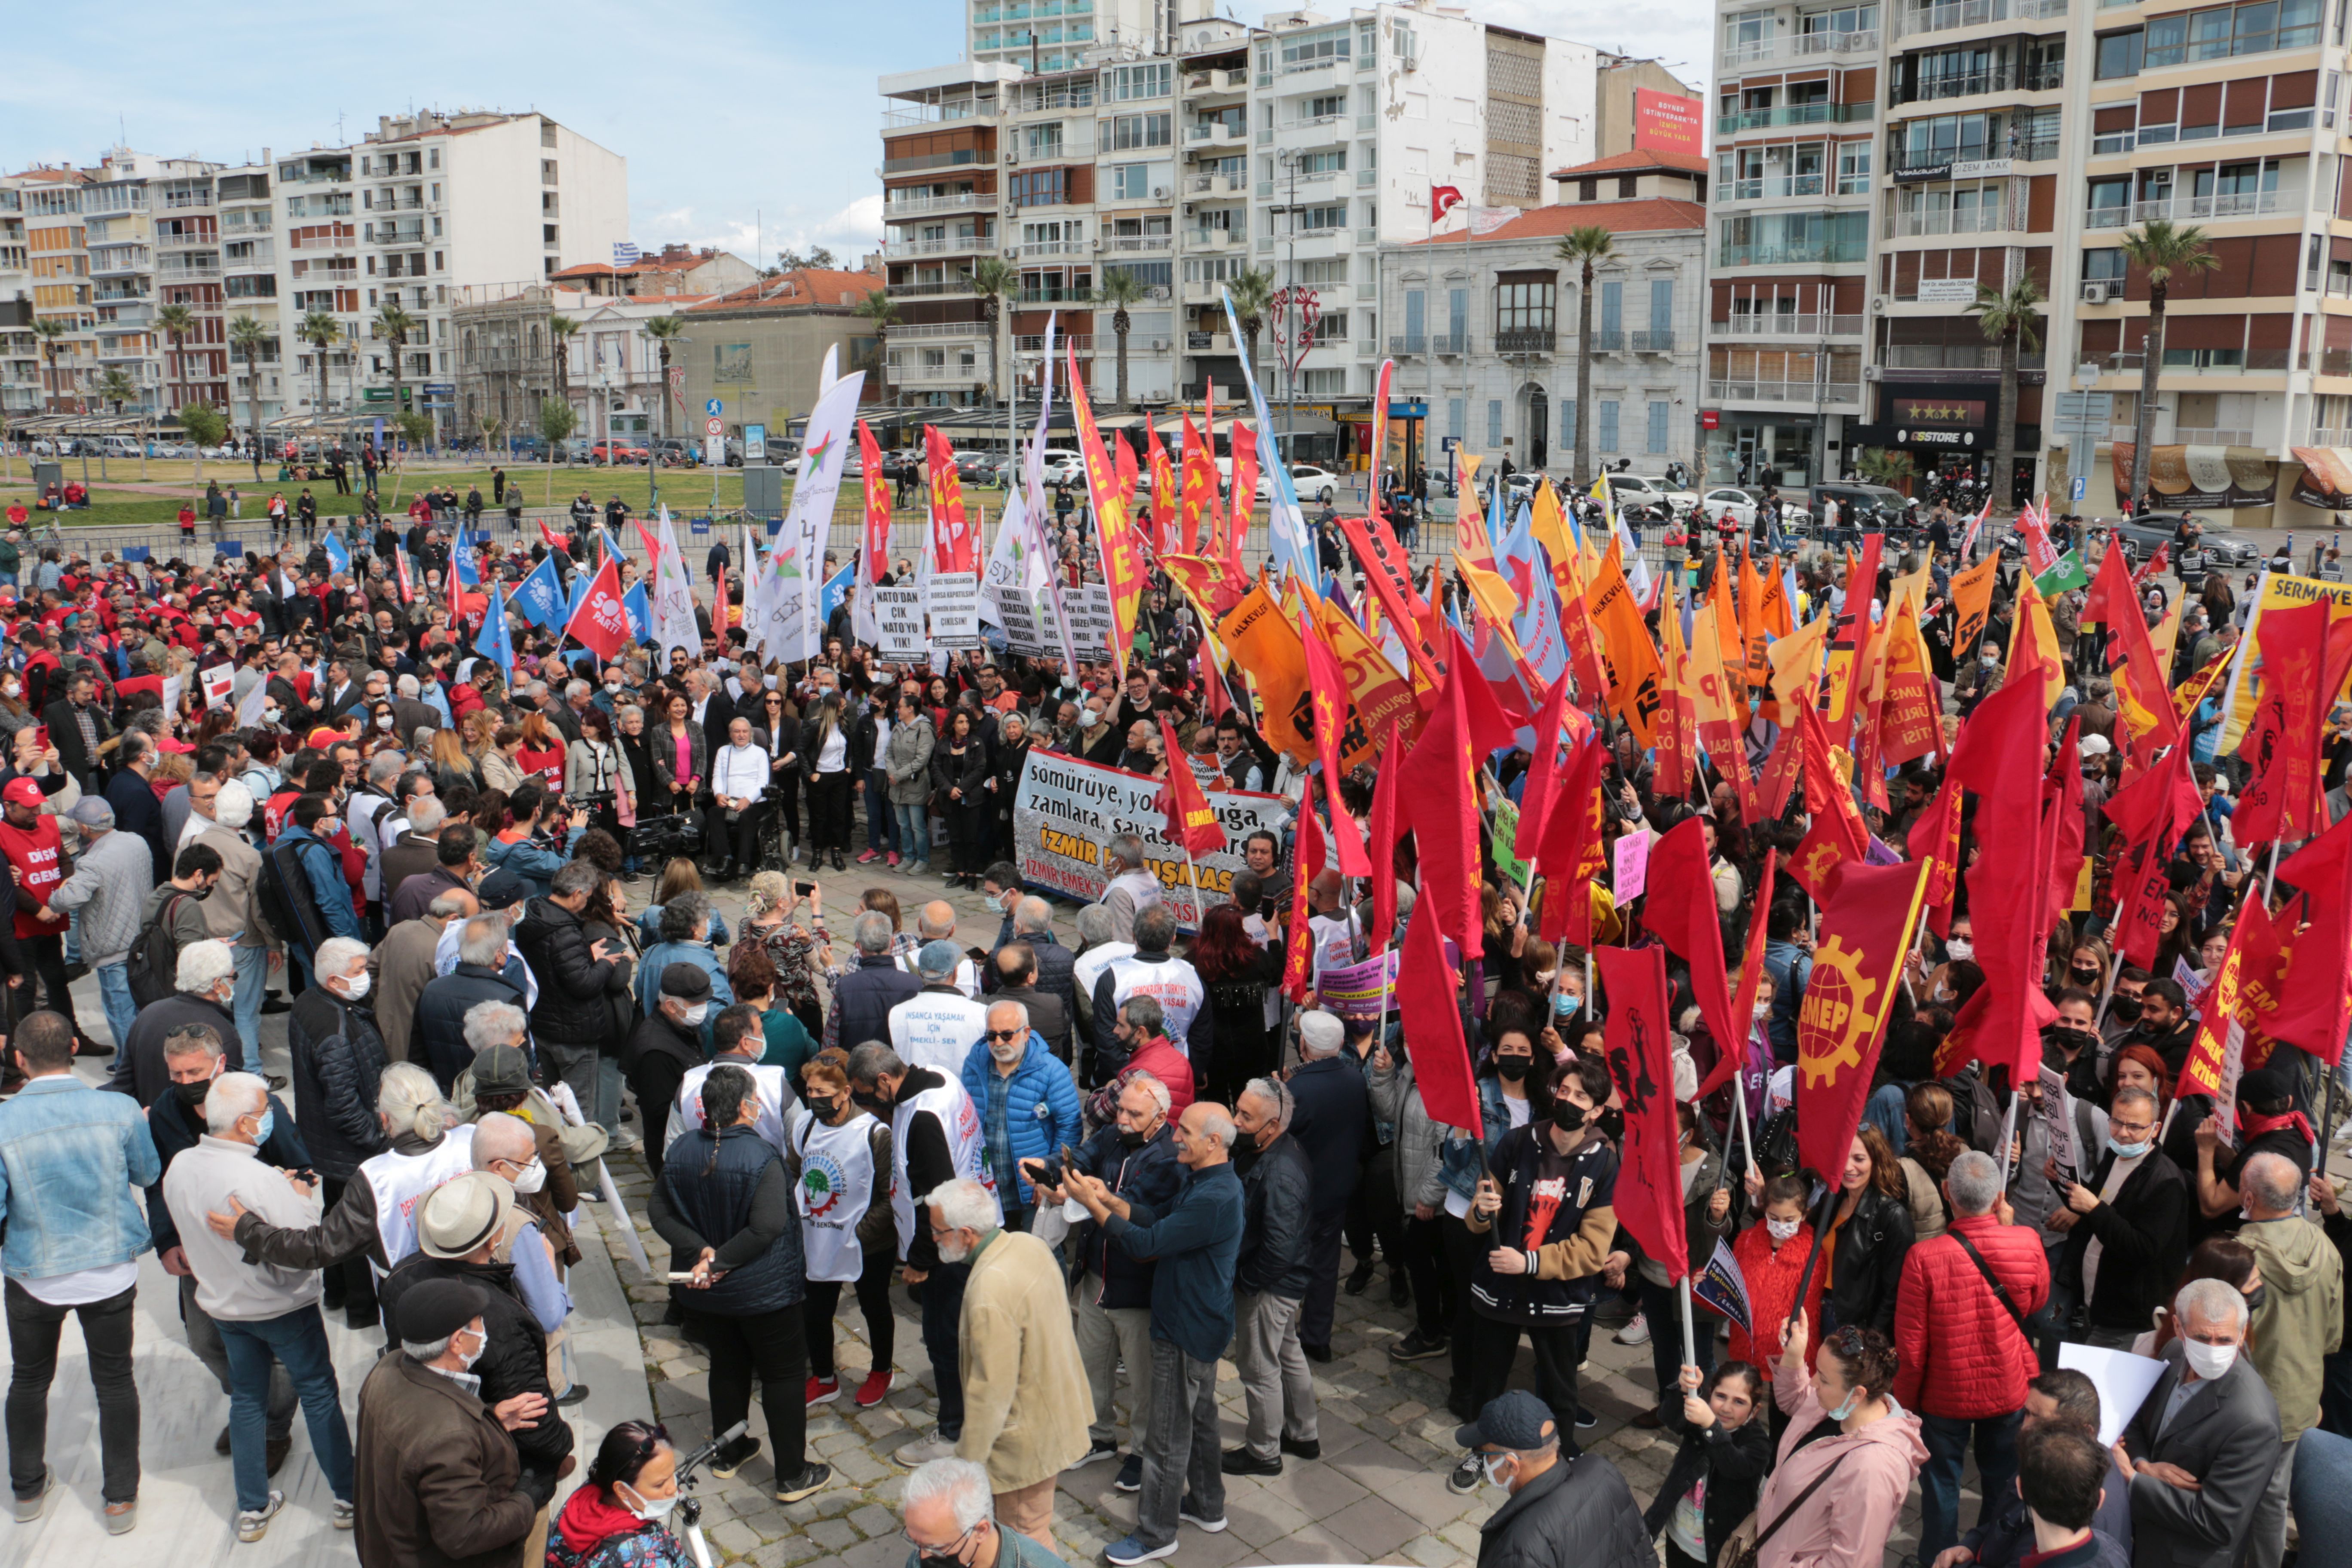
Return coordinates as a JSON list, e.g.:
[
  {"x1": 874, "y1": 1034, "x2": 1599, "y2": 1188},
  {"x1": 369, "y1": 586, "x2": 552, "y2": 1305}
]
[
  {"x1": 1106, "y1": 954, "x2": 1207, "y2": 1055},
  {"x1": 361, "y1": 1124, "x2": 477, "y2": 1273},
  {"x1": 888, "y1": 1078, "x2": 995, "y2": 1260},
  {"x1": 791, "y1": 1106, "x2": 877, "y2": 1283}
]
